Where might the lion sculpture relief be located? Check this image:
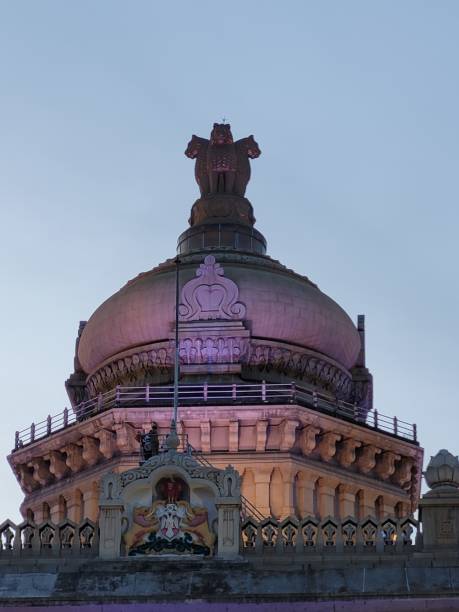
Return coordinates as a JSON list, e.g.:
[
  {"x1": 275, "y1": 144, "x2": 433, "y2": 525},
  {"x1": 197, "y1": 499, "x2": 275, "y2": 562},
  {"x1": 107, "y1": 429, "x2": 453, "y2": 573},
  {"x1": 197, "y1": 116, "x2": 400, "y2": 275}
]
[{"x1": 185, "y1": 123, "x2": 261, "y2": 197}]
